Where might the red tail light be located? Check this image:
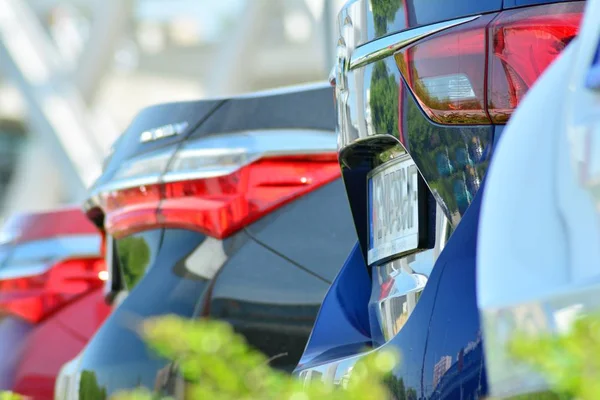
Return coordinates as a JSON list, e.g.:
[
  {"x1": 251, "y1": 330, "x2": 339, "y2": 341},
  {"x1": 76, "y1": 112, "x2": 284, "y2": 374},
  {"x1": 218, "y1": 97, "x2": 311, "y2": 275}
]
[
  {"x1": 379, "y1": 277, "x2": 395, "y2": 301},
  {"x1": 99, "y1": 130, "x2": 340, "y2": 239},
  {"x1": 0, "y1": 207, "x2": 106, "y2": 323},
  {"x1": 0, "y1": 258, "x2": 105, "y2": 323},
  {"x1": 395, "y1": 2, "x2": 584, "y2": 125},
  {"x1": 159, "y1": 155, "x2": 340, "y2": 239}
]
